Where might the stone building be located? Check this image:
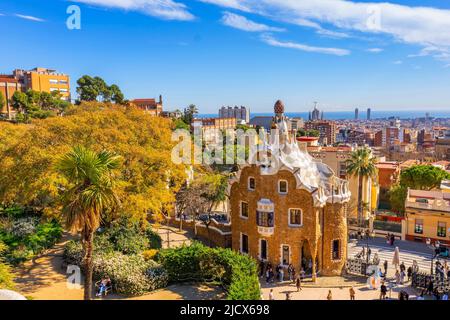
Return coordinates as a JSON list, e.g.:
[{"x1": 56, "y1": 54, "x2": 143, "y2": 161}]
[{"x1": 229, "y1": 100, "x2": 351, "y2": 280}]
